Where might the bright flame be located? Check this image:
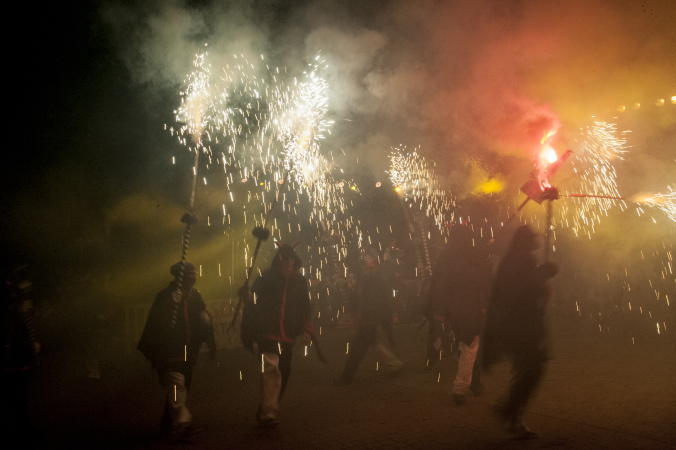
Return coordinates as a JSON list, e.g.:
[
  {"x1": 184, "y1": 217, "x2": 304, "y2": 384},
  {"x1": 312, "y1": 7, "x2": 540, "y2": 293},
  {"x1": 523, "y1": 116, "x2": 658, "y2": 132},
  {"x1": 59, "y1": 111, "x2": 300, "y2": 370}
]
[
  {"x1": 535, "y1": 130, "x2": 560, "y2": 188},
  {"x1": 543, "y1": 147, "x2": 558, "y2": 164}
]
